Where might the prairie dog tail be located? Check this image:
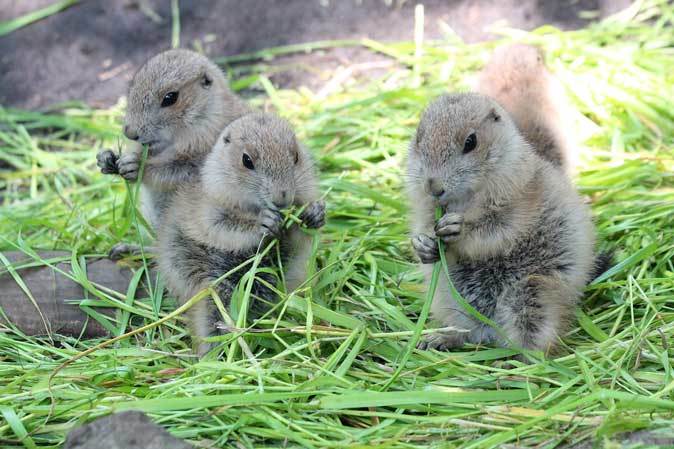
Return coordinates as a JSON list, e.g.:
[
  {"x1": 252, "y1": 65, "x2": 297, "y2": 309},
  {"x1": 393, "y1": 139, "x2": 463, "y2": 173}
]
[{"x1": 476, "y1": 44, "x2": 576, "y2": 172}]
